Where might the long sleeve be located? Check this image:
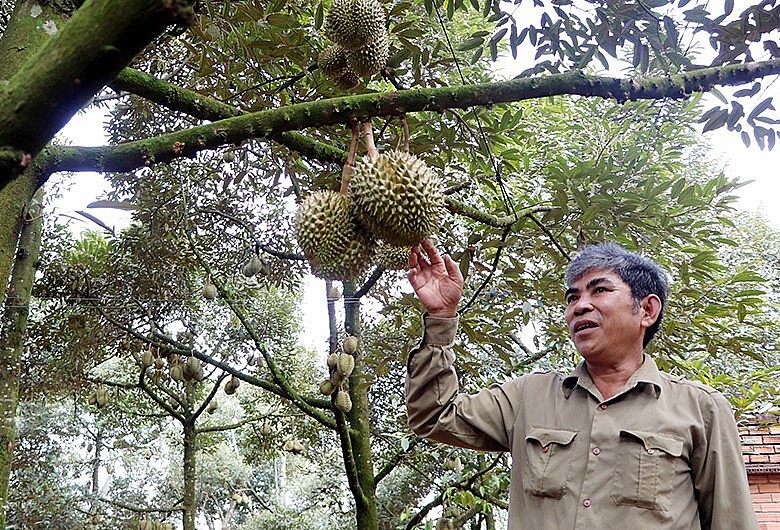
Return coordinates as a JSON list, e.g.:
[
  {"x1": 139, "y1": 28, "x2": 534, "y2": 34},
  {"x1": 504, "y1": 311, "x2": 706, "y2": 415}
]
[
  {"x1": 692, "y1": 391, "x2": 758, "y2": 530},
  {"x1": 404, "y1": 314, "x2": 517, "y2": 452}
]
